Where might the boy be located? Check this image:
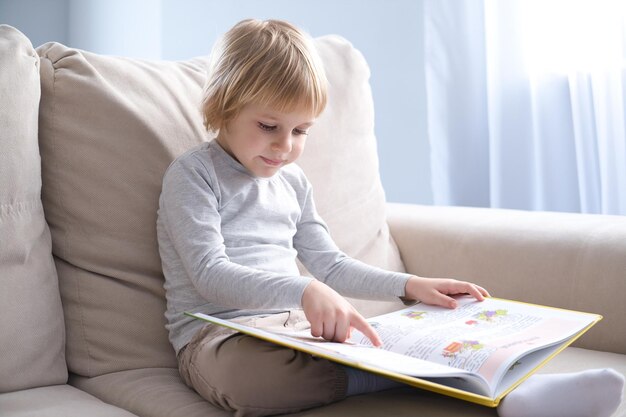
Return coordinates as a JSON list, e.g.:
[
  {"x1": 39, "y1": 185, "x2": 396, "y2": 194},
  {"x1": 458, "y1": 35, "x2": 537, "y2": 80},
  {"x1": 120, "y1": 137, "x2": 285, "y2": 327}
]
[{"x1": 157, "y1": 18, "x2": 623, "y2": 417}]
